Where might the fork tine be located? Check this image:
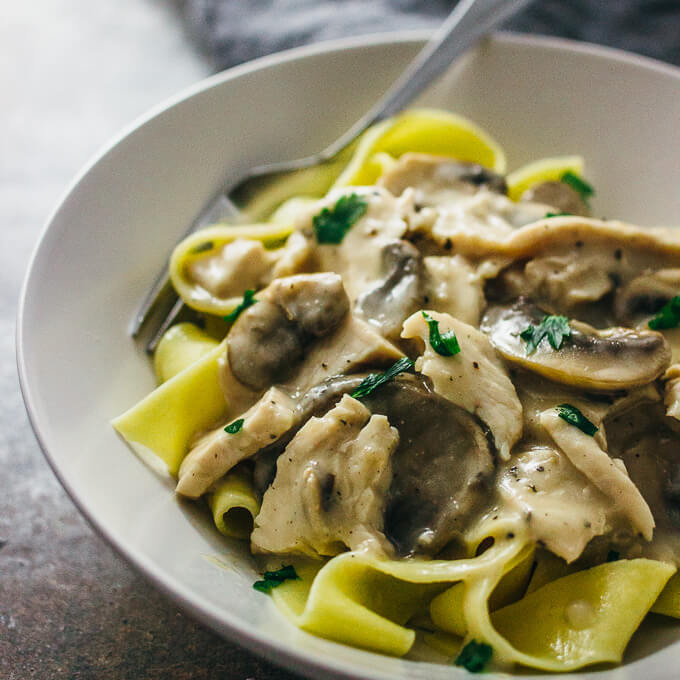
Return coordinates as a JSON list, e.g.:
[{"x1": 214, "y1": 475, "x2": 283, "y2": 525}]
[
  {"x1": 145, "y1": 296, "x2": 187, "y2": 354},
  {"x1": 129, "y1": 269, "x2": 174, "y2": 338}
]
